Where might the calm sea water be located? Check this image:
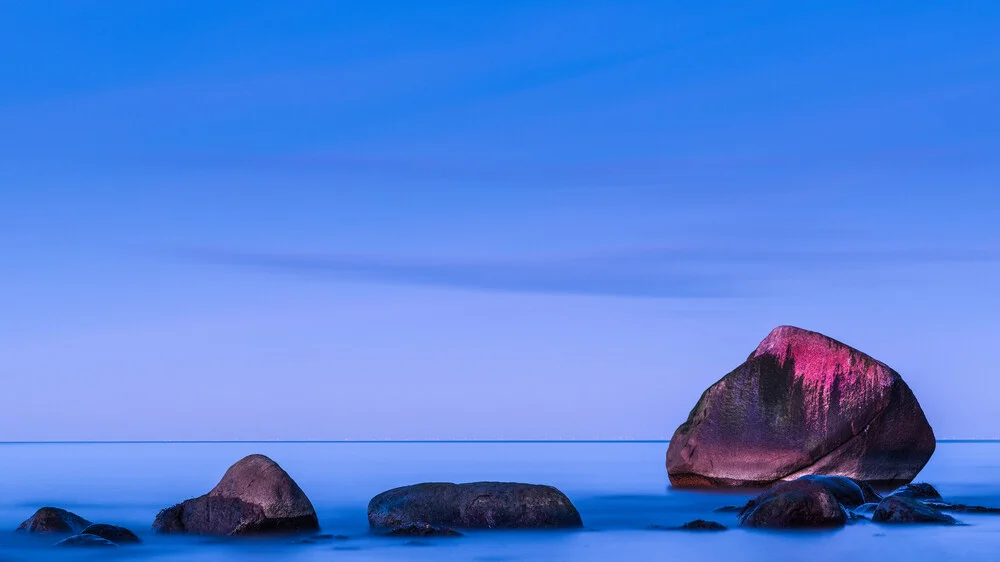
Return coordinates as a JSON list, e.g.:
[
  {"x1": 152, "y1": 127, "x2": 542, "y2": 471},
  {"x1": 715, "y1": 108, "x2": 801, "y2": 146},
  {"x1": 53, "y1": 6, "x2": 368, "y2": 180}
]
[{"x1": 1, "y1": 441, "x2": 998, "y2": 560}]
